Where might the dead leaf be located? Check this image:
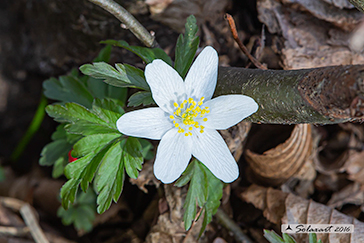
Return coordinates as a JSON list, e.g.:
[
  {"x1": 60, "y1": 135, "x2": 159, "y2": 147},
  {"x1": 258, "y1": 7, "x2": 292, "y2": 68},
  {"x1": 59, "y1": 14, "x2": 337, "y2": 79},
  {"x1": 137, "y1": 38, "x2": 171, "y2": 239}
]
[
  {"x1": 241, "y1": 184, "x2": 364, "y2": 243},
  {"x1": 130, "y1": 160, "x2": 161, "y2": 193},
  {"x1": 146, "y1": 0, "x2": 230, "y2": 33},
  {"x1": 245, "y1": 124, "x2": 314, "y2": 186},
  {"x1": 257, "y1": 0, "x2": 364, "y2": 69}
]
